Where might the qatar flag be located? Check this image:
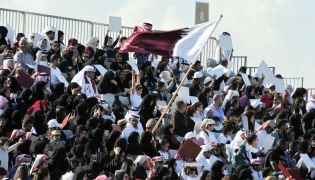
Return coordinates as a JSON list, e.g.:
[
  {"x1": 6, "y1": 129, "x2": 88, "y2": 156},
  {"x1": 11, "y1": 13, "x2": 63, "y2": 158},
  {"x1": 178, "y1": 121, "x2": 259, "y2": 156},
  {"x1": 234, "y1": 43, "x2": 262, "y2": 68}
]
[{"x1": 119, "y1": 19, "x2": 221, "y2": 64}]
